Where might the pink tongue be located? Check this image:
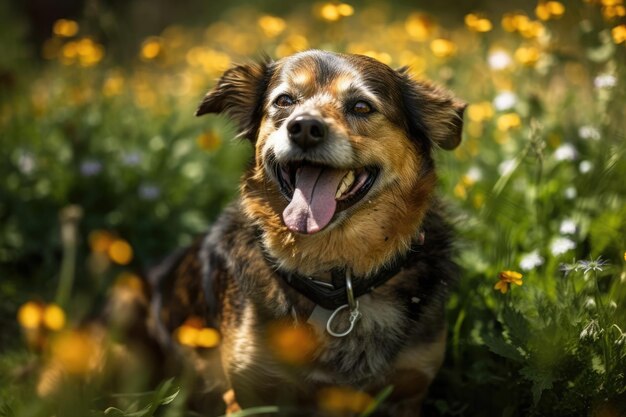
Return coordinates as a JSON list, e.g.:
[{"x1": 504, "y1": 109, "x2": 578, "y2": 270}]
[{"x1": 283, "y1": 165, "x2": 347, "y2": 234}]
